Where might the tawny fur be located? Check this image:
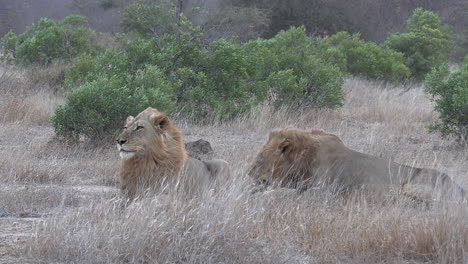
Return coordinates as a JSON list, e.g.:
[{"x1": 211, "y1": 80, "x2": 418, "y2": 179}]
[
  {"x1": 116, "y1": 107, "x2": 229, "y2": 199},
  {"x1": 249, "y1": 128, "x2": 466, "y2": 201}
]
